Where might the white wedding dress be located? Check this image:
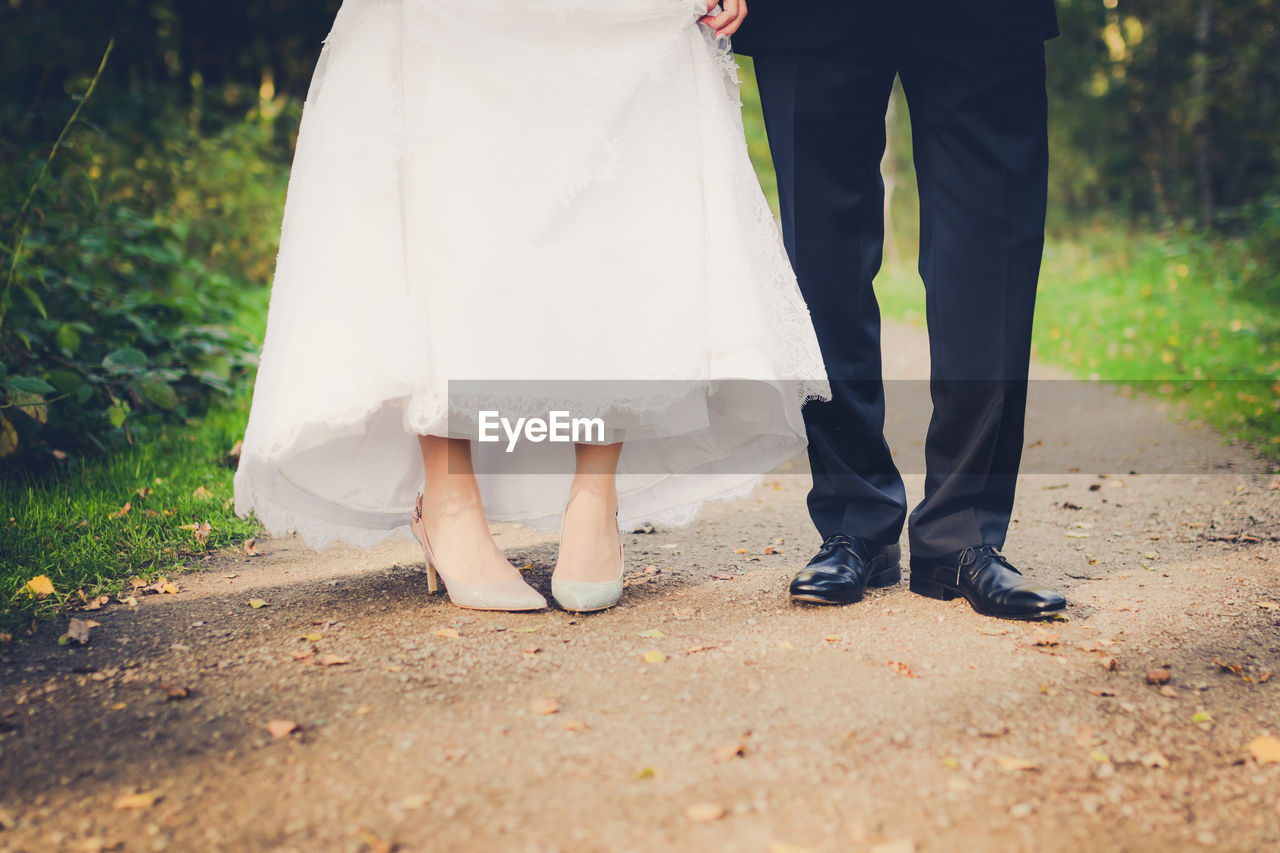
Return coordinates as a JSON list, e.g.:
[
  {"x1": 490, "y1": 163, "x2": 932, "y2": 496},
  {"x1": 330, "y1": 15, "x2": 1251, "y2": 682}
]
[{"x1": 234, "y1": 0, "x2": 829, "y2": 549}]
